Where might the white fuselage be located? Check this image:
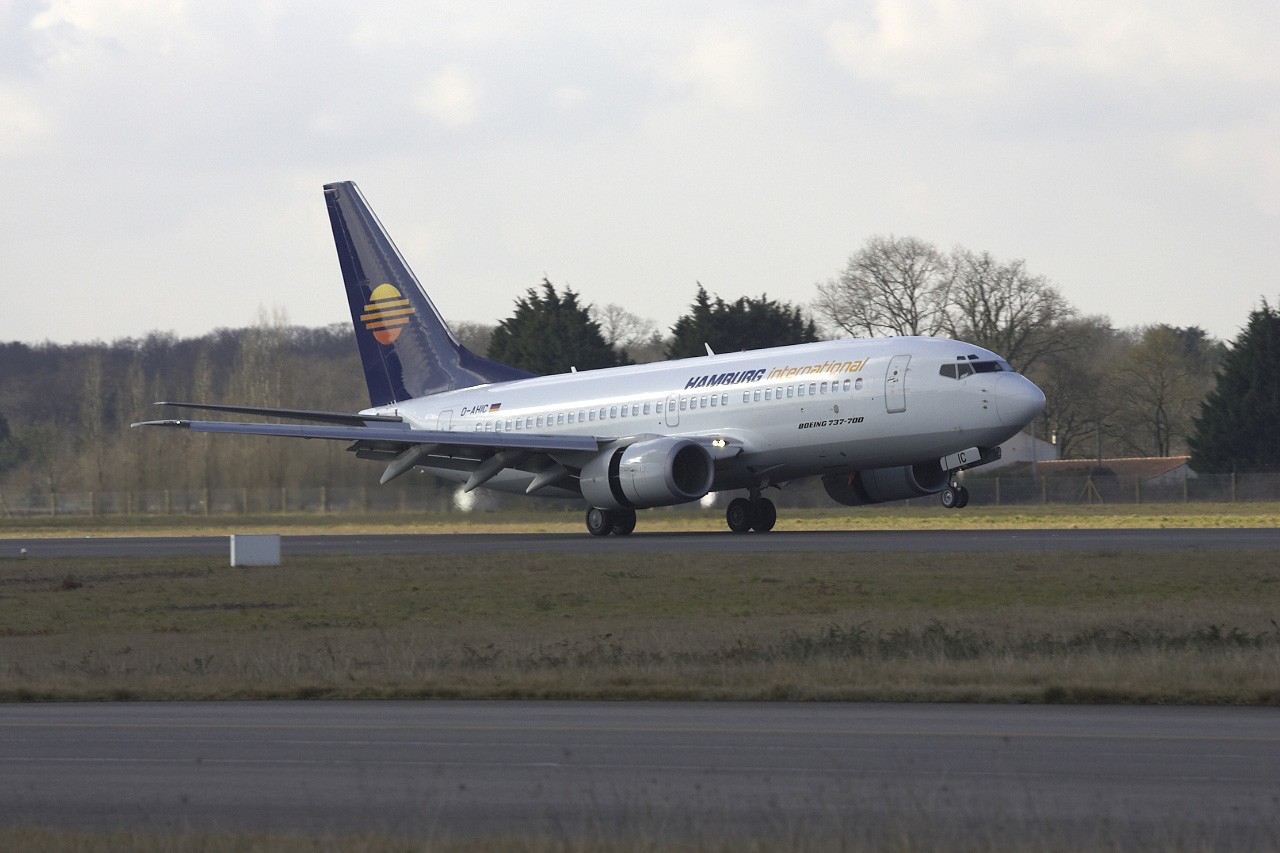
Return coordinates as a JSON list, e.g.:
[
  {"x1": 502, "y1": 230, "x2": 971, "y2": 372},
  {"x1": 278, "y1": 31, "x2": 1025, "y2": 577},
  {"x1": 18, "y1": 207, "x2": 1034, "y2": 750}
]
[{"x1": 364, "y1": 336, "x2": 1043, "y2": 496}]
